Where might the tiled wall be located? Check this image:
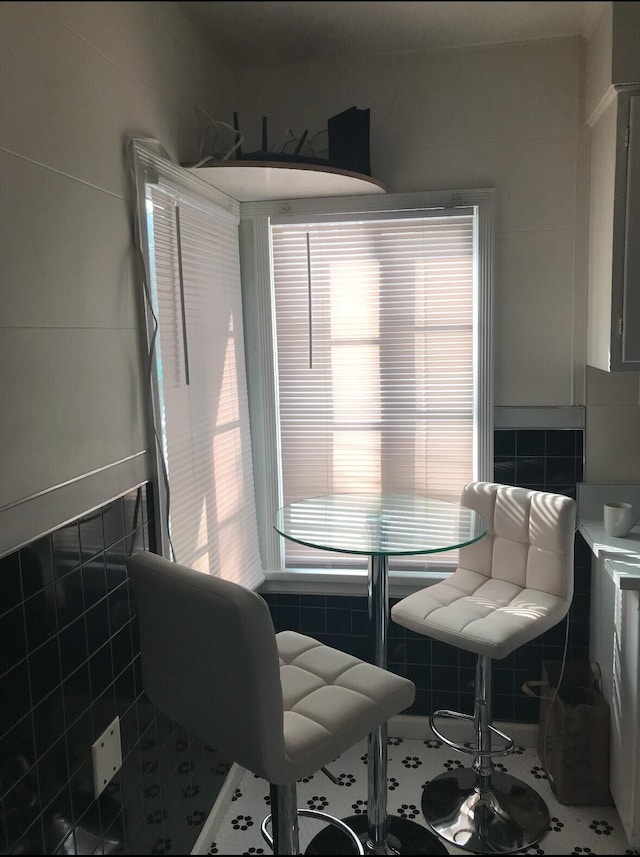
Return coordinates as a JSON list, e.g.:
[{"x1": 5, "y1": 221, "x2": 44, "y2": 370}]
[
  {"x1": 263, "y1": 429, "x2": 588, "y2": 724},
  {"x1": 0, "y1": 486, "x2": 228, "y2": 856}
]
